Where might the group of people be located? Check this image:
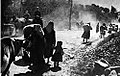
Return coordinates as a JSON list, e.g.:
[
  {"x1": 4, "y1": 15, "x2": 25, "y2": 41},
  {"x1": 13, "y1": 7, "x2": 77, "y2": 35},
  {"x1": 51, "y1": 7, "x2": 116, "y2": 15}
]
[
  {"x1": 8, "y1": 7, "x2": 43, "y2": 31},
  {"x1": 96, "y1": 22, "x2": 119, "y2": 38},
  {"x1": 81, "y1": 22, "x2": 119, "y2": 43},
  {"x1": 81, "y1": 22, "x2": 107, "y2": 43},
  {"x1": 4, "y1": 6, "x2": 120, "y2": 75},
  {"x1": 20, "y1": 7, "x2": 64, "y2": 74}
]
